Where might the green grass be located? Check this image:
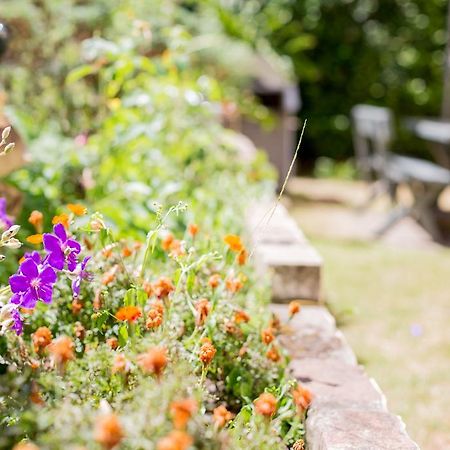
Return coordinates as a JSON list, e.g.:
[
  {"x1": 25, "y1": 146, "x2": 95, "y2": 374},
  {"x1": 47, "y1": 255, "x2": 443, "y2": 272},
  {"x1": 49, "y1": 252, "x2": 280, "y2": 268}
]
[{"x1": 310, "y1": 238, "x2": 450, "y2": 449}]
